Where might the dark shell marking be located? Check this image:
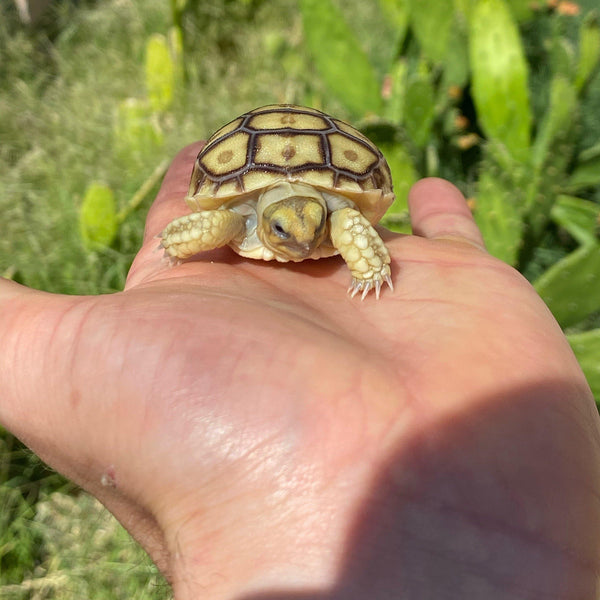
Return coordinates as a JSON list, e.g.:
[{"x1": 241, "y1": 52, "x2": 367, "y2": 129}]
[{"x1": 188, "y1": 104, "x2": 393, "y2": 199}]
